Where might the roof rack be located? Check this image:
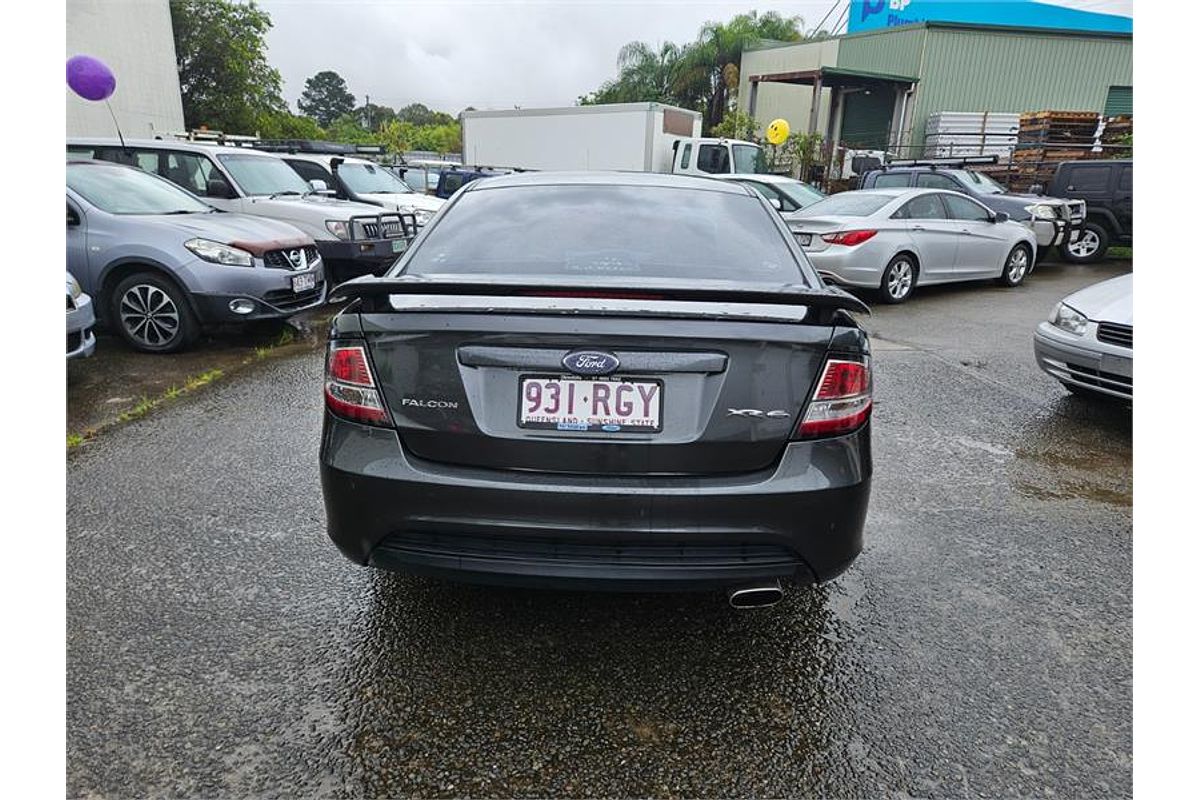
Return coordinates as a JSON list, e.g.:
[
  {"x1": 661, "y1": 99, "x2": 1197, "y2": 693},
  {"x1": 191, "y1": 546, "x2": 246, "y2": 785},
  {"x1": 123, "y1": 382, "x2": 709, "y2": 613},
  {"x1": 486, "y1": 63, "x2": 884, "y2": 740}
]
[
  {"x1": 156, "y1": 129, "x2": 261, "y2": 147},
  {"x1": 883, "y1": 155, "x2": 1000, "y2": 169},
  {"x1": 254, "y1": 139, "x2": 389, "y2": 156}
]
